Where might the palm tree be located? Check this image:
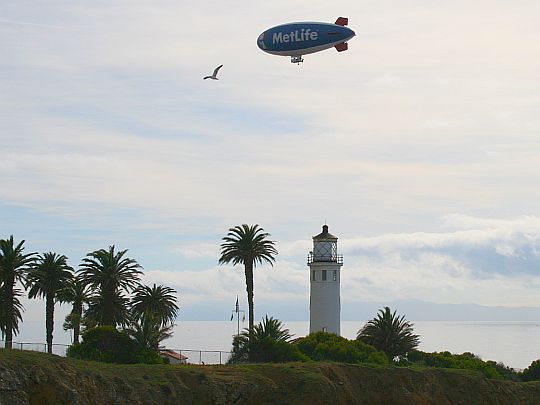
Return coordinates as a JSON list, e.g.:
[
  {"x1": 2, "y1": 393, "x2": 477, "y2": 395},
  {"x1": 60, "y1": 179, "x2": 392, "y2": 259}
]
[
  {"x1": 125, "y1": 314, "x2": 174, "y2": 351},
  {"x1": 219, "y1": 224, "x2": 277, "y2": 338},
  {"x1": 229, "y1": 316, "x2": 292, "y2": 363},
  {"x1": 58, "y1": 276, "x2": 90, "y2": 344},
  {"x1": 131, "y1": 284, "x2": 179, "y2": 327},
  {"x1": 0, "y1": 236, "x2": 36, "y2": 348},
  {"x1": 251, "y1": 315, "x2": 292, "y2": 341},
  {"x1": 27, "y1": 252, "x2": 74, "y2": 354},
  {"x1": 356, "y1": 306, "x2": 420, "y2": 360},
  {"x1": 79, "y1": 245, "x2": 142, "y2": 327},
  {"x1": 84, "y1": 289, "x2": 132, "y2": 328},
  {"x1": 0, "y1": 285, "x2": 24, "y2": 340}
]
